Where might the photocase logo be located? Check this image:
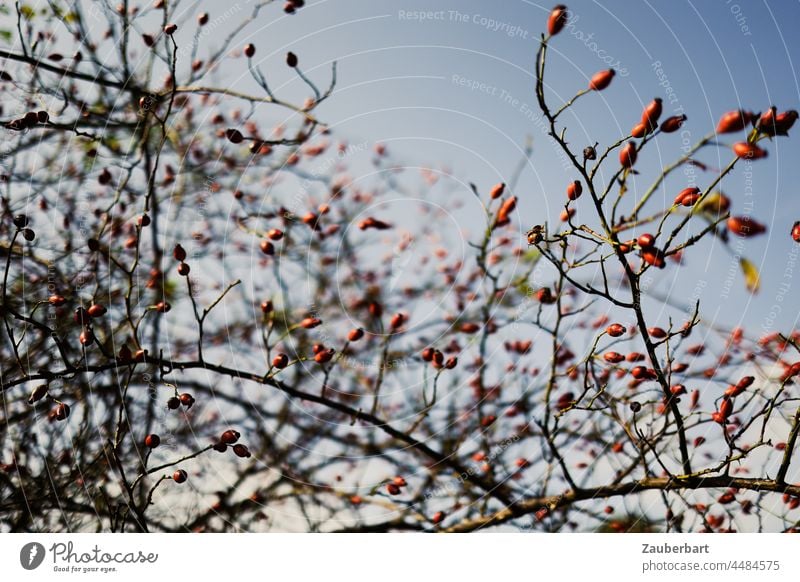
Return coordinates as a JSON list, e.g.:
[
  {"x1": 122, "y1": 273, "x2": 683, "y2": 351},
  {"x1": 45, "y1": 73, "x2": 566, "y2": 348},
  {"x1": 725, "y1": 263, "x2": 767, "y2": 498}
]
[{"x1": 19, "y1": 542, "x2": 46, "y2": 570}]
